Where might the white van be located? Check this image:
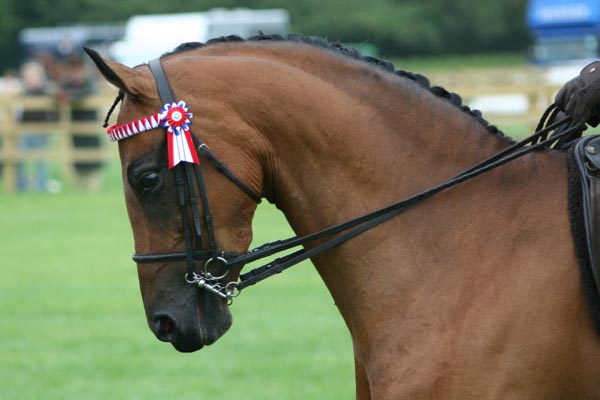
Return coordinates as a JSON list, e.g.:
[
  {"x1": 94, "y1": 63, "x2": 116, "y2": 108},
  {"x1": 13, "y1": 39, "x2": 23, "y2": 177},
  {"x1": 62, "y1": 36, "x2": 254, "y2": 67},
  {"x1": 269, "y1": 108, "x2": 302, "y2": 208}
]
[{"x1": 110, "y1": 8, "x2": 289, "y2": 67}]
